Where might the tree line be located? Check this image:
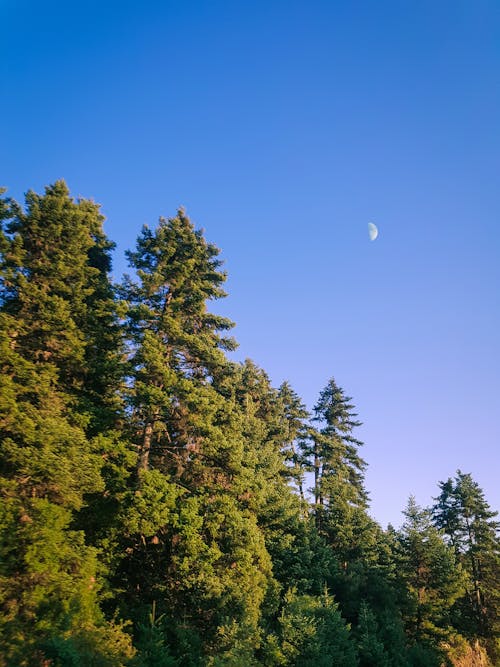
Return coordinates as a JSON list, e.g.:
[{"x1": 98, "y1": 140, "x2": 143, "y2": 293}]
[{"x1": 0, "y1": 182, "x2": 498, "y2": 666}]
